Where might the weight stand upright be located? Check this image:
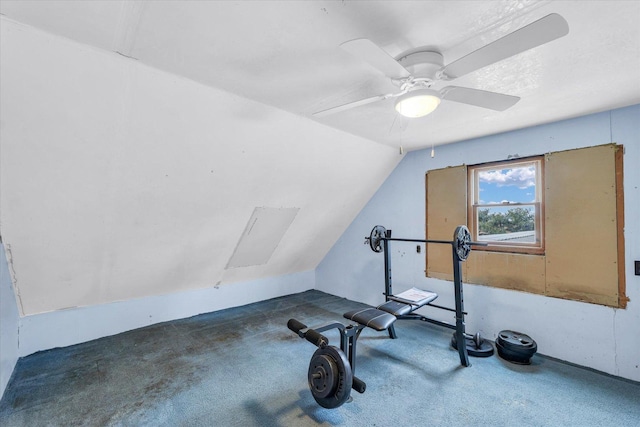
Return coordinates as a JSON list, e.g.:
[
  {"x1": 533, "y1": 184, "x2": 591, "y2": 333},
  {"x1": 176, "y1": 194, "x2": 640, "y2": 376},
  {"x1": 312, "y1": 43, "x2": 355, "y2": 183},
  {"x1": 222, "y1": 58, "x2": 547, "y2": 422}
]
[{"x1": 380, "y1": 228, "x2": 471, "y2": 367}]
